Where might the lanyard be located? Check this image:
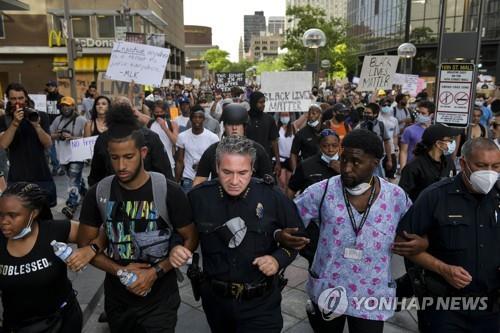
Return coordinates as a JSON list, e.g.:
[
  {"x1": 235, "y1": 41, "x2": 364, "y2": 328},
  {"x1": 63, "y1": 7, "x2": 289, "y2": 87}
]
[{"x1": 342, "y1": 178, "x2": 377, "y2": 238}]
